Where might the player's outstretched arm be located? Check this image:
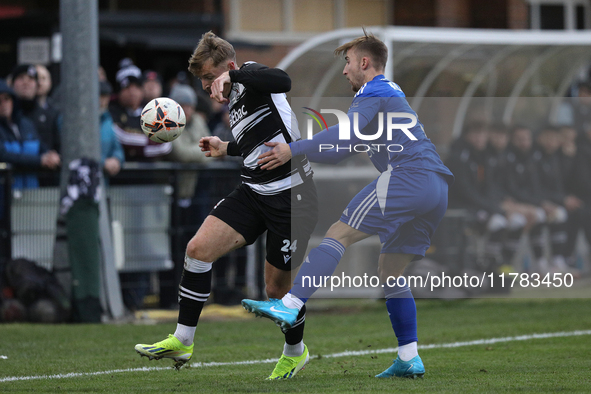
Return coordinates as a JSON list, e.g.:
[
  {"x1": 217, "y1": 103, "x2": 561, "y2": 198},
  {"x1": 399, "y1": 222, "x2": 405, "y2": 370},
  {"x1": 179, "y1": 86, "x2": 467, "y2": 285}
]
[{"x1": 199, "y1": 136, "x2": 228, "y2": 157}]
